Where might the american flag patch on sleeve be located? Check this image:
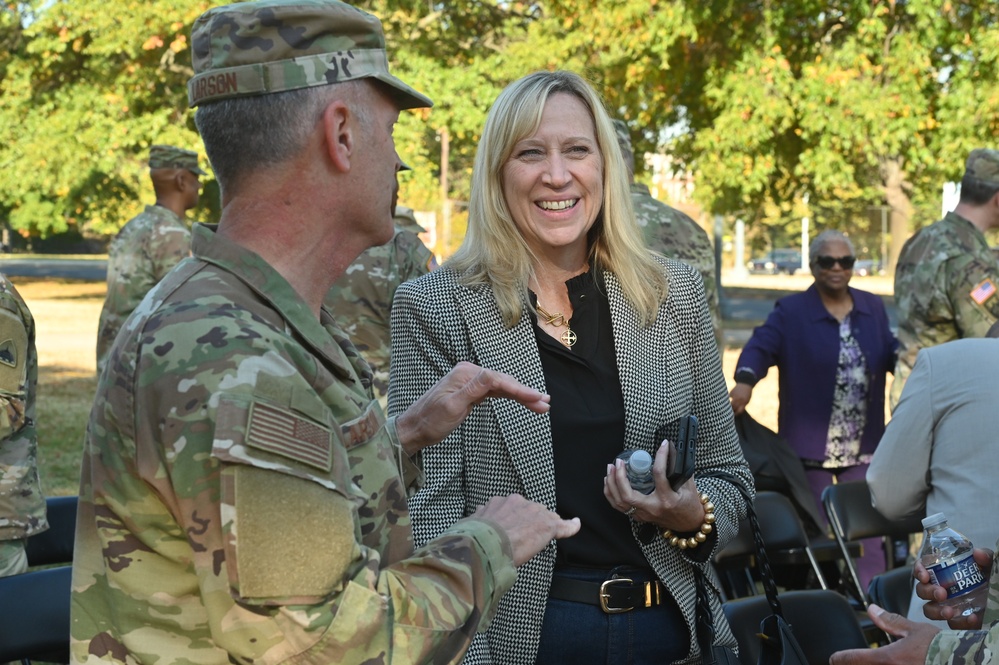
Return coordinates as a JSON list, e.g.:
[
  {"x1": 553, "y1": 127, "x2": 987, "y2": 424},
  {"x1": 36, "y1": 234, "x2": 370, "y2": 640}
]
[
  {"x1": 246, "y1": 402, "x2": 333, "y2": 471},
  {"x1": 971, "y1": 278, "x2": 997, "y2": 305}
]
